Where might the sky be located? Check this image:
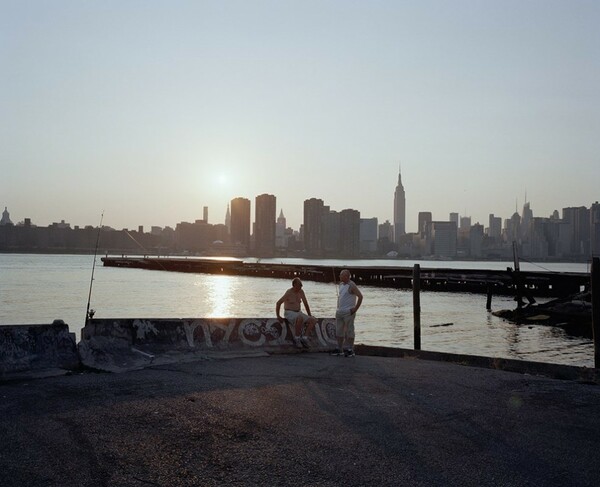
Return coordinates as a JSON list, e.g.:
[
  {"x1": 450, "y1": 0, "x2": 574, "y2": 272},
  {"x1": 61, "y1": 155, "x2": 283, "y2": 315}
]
[{"x1": 1, "y1": 0, "x2": 599, "y2": 233}]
